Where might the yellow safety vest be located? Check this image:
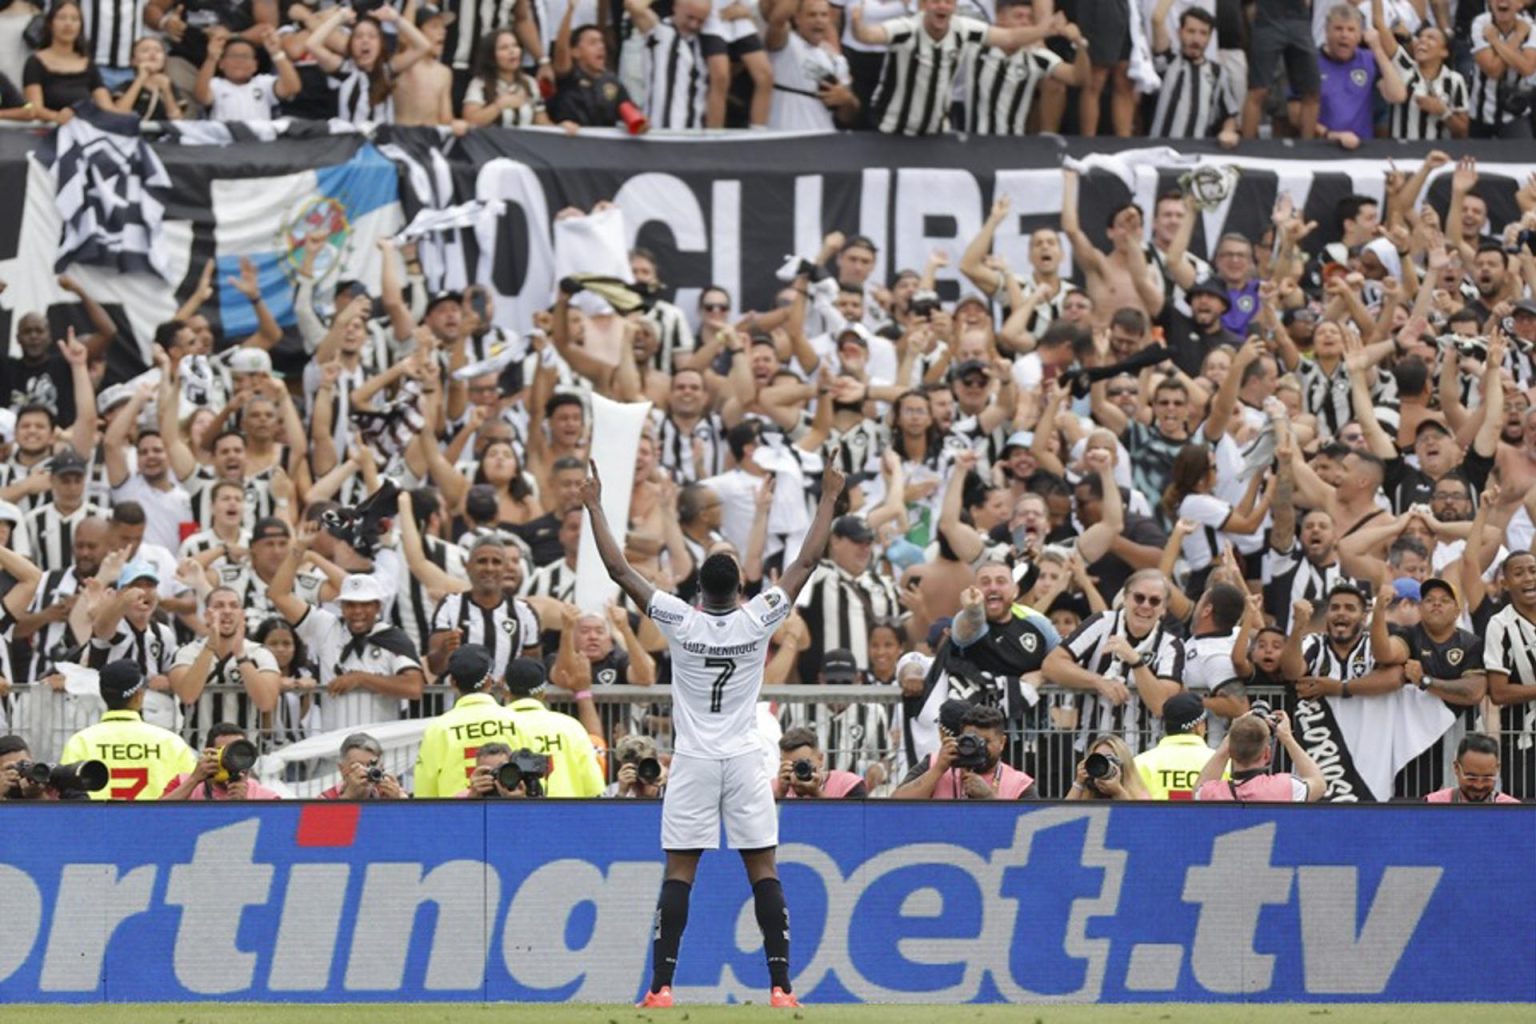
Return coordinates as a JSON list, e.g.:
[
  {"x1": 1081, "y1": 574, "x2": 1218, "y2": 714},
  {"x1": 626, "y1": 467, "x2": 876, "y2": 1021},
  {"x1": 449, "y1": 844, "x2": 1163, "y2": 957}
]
[
  {"x1": 1134, "y1": 733, "x2": 1220, "y2": 801},
  {"x1": 507, "y1": 698, "x2": 605, "y2": 797},
  {"x1": 413, "y1": 692, "x2": 523, "y2": 798},
  {"x1": 60, "y1": 710, "x2": 198, "y2": 801}
]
